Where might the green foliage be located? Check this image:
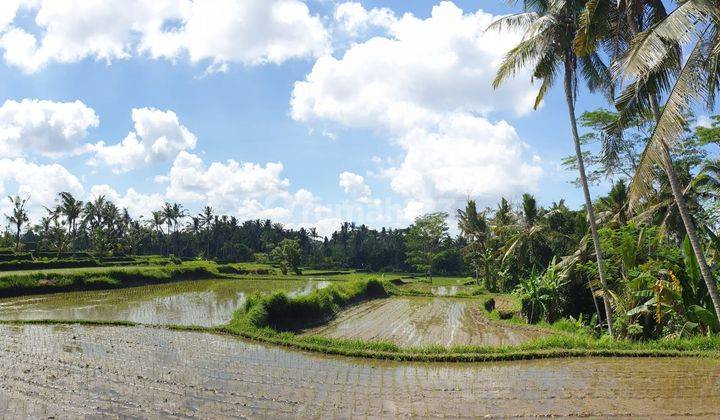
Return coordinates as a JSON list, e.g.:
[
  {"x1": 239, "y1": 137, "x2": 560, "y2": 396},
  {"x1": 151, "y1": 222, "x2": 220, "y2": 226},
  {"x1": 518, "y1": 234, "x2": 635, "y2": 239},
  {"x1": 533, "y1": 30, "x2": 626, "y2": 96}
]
[
  {"x1": 0, "y1": 261, "x2": 220, "y2": 297},
  {"x1": 515, "y1": 258, "x2": 568, "y2": 324},
  {"x1": 270, "y1": 239, "x2": 302, "y2": 275},
  {"x1": 405, "y1": 212, "x2": 450, "y2": 280},
  {"x1": 239, "y1": 279, "x2": 388, "y2": 330}
]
